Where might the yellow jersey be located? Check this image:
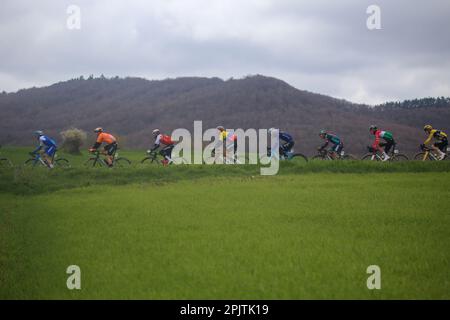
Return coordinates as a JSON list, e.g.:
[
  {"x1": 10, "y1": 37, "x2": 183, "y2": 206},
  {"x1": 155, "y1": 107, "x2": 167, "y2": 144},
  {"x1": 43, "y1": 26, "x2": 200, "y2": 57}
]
[{"x1": 424, "y1": 129, "x2": 448, "y2": 145}]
